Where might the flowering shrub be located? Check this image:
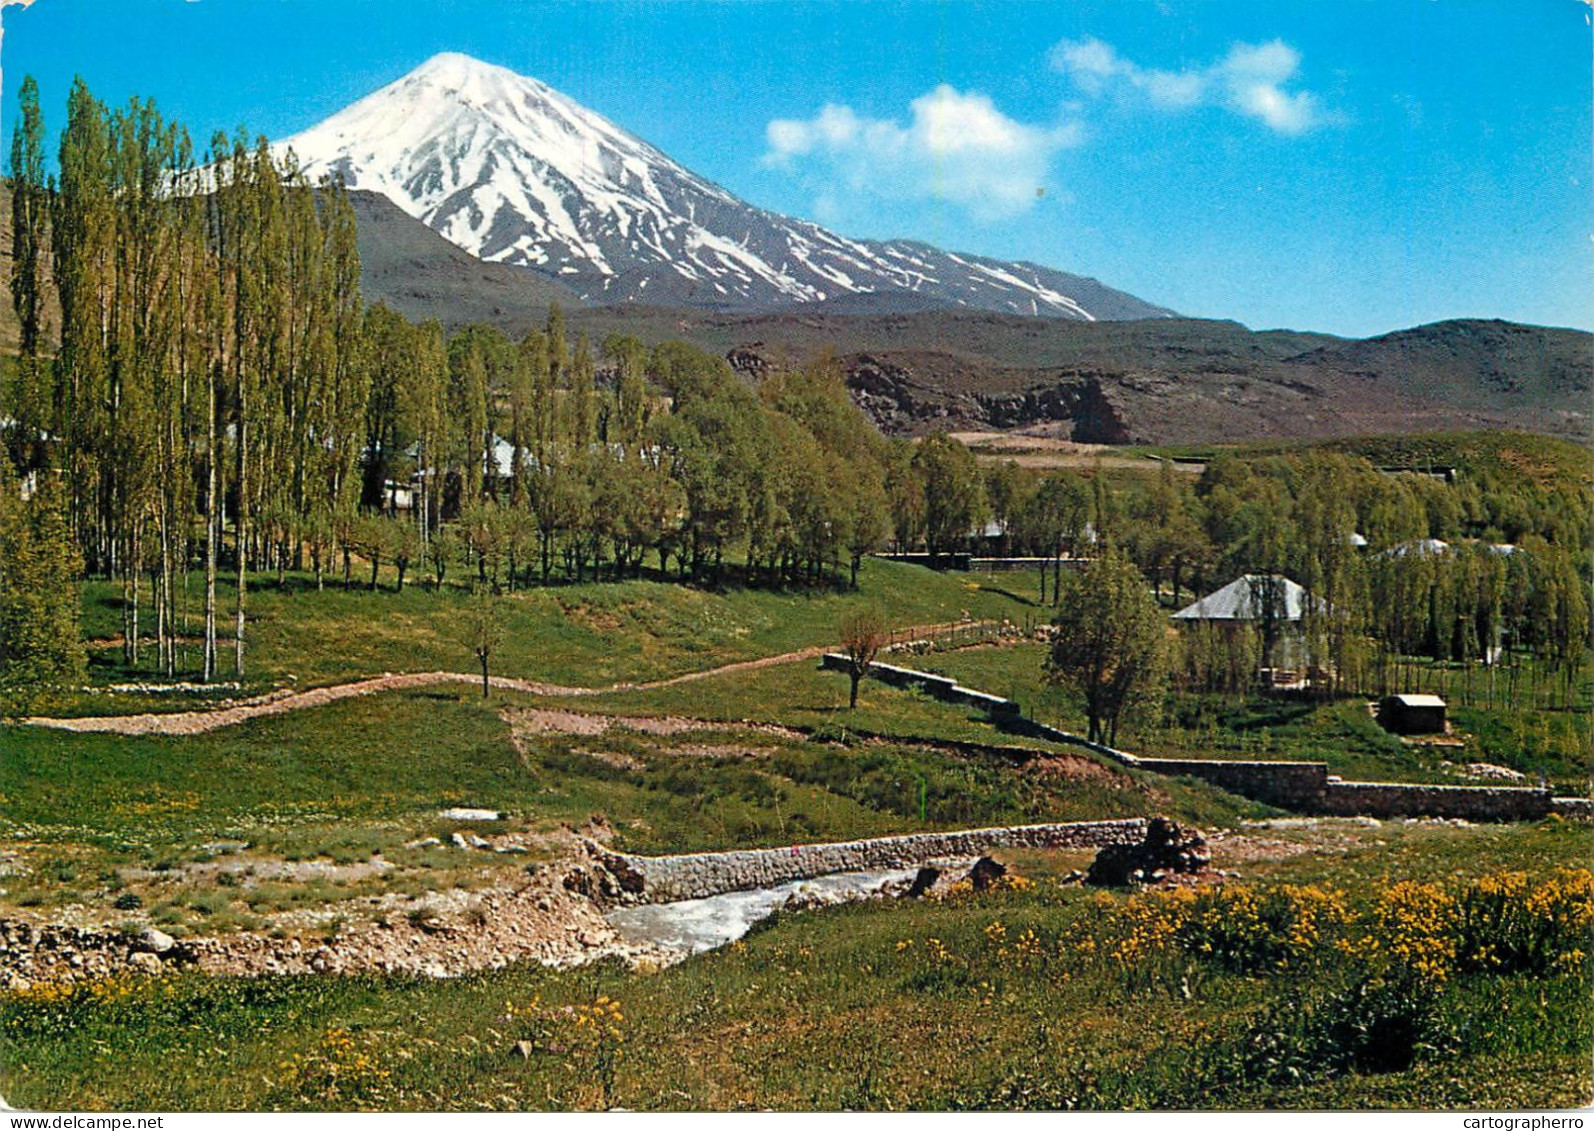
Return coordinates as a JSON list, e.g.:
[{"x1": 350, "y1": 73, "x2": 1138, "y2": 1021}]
[
  {"x1": 1176, "y1": 884, "x2": 1354, "y2": 974},
  {"x1": 891, "y1": 869, "x2": 1592, "y2": 997},
  {"x1": 507, "y1": 994, "x2": 627, "y2": 1108},
  {"x1": 1376, "y1": 881, "x2": 1459, "y2": 981},
  {"x1": 2, "y1": 974, "x2": 182, "y2": 1038},
  {"x1": 265, "y1": 1027, "x2": 395, "y2": 1108},
  {"x1": 1456, "y1": 868, "x2": 1594, "y2": 975}
]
